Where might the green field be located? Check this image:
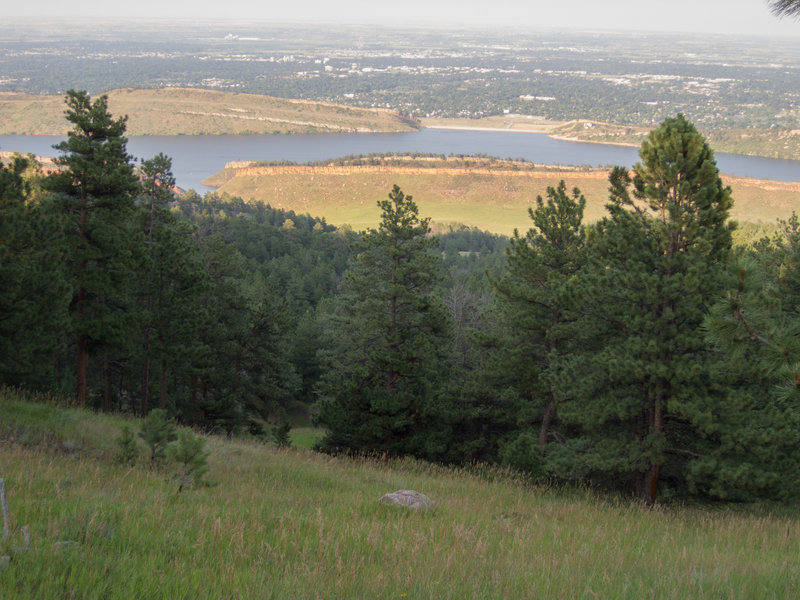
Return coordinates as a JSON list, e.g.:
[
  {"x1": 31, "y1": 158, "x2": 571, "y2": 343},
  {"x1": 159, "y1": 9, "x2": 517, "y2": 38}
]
[
  {"x1": 0, "y1": 88, "x2": 419, "y2": 136},
  {"x1": 1, "y1": 388, "x2": 798, "y2": 599},
  {"x1": 206, "y1": 159, "x2": 800, "y2": 235}
]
